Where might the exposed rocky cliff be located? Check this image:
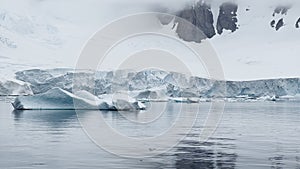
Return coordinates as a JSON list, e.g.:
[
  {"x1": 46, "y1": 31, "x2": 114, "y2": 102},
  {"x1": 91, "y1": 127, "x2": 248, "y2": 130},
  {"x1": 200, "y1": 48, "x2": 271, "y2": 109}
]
[
  {"x1": 216, "y1": 2, "x2": 238, "y2": 34},
  {"x1": 296, "y1": 18, "x2": 300, "y2": 28},
  {"x1": 162, "y1": 1, "x2": 299, "y2": 42},
  {"x1": 175, "y1": 1, "x2": 215, "y2": 42},
  {"x1": 167, "y1": 1, "x2": 239, "y2": 41}
]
